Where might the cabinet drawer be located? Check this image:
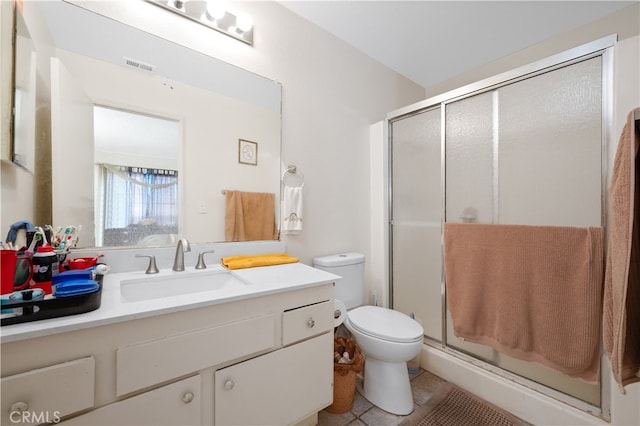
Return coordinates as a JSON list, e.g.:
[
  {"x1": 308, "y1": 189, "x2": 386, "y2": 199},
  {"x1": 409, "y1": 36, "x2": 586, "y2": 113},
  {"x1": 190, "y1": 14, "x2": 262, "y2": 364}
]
[
  {"x1": 1, "y1": 357, "x2": 95, "y2": 426},
  {"x1": 60, "y1": 375, "x2": 201, "y2": 425},
  {"x1": 117, "y1": 313, "x2": 276, "y2": 396},
  {"x1": 283, "y1": 300, "x2": 333, "y2": 346}
]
